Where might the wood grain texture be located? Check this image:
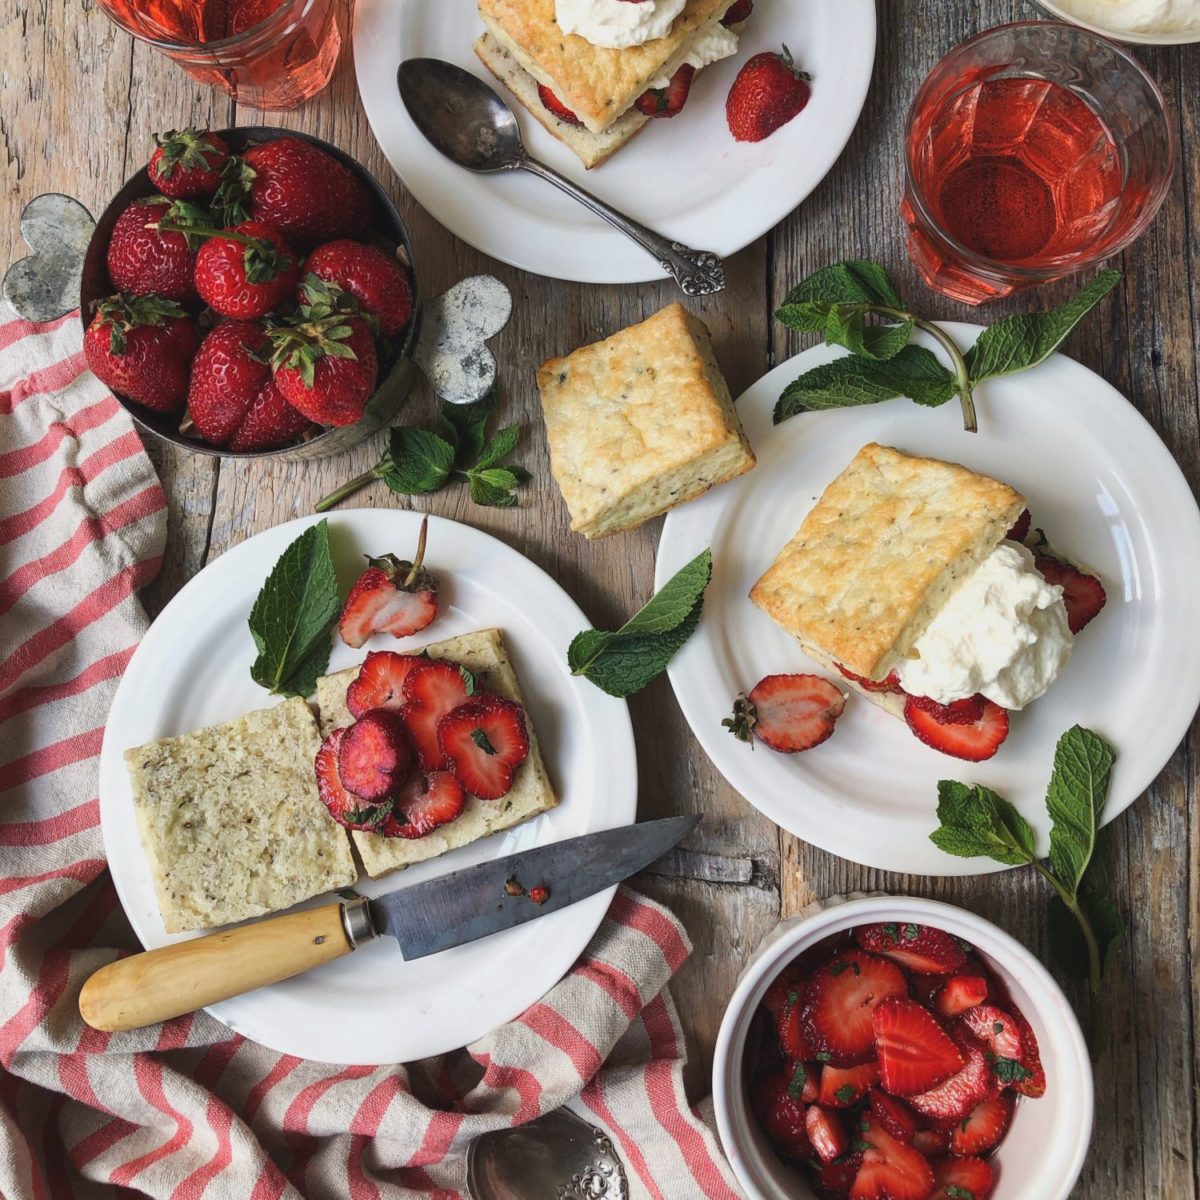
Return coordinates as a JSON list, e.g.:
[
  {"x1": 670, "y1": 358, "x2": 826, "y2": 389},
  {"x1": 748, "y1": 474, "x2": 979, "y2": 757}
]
[{"x1": 2, "y1": 0, "x2": 1197, "y2": 1191}]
